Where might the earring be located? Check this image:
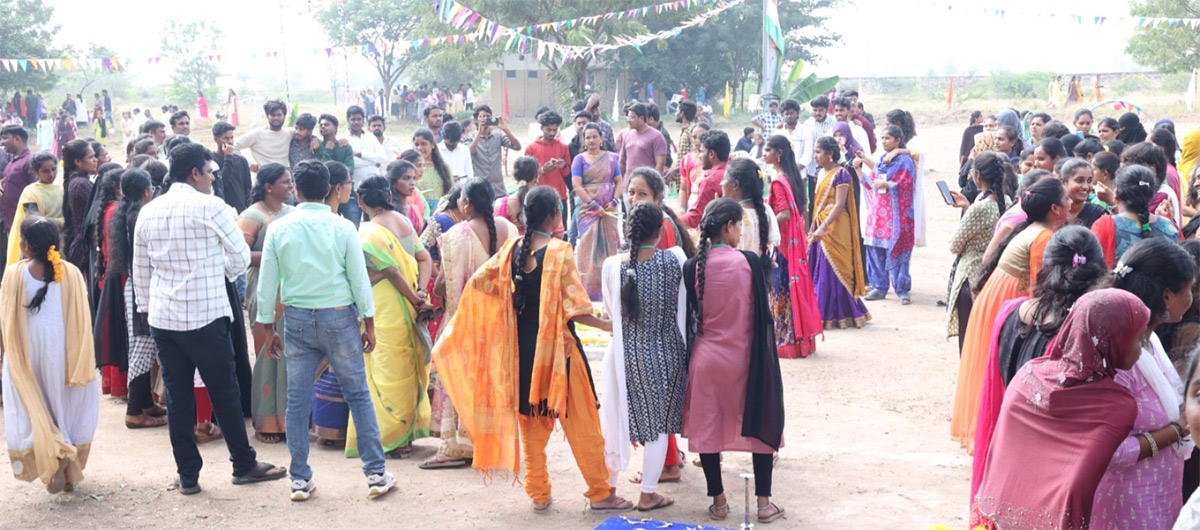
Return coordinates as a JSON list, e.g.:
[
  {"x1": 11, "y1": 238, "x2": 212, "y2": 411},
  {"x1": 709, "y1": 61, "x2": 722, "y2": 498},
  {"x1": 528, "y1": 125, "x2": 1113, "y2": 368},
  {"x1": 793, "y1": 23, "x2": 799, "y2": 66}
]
[{"x1": 1164, "y1": 309, "x2": 1172, "y2": 321}]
